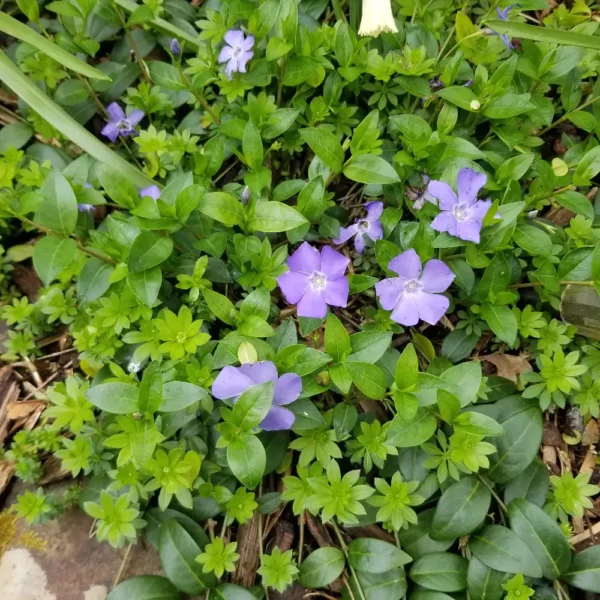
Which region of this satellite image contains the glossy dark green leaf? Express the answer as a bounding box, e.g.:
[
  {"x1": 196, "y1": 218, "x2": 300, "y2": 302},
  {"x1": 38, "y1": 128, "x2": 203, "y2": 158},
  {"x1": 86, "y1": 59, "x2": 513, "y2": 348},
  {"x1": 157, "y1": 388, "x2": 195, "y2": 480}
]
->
[
  {"x1": 248, "y1": 201, "x2": 308, "y2": 232},
  {"x1": 431, "y1": 476, "x2": 490, "y2": 540},
  {"x1": 299, "y1": 127, "x2": 344, "y2": 172},
  {"x1": 145, "y1": 508, "x2": 209, "y2": 549},
  {"x1": 398, "y1": 508, "x2": 454, "y2": 559},
  {"x1": 198, "y1": 192, "x2": 245, "y2": 227},
  {"x1": 107, "y1": 575, "x2": 180, "y2": 600},
  {"x1": 299, "y1": 547, "x2": 346, "y2": 588},
  {"x1": 86, "y1": 382, "x2": 139, "y2": 414},
  {"x1": 503, "y1": 459, "x2": 549, "y2": 507},
  {"x1": 77, "y1": 259, "x2": 114, "y2": 303},
  {"x1": 33, "y1": 236, "x2": 77, "y2": 286},
  {"x1": 227, "y1": 433, "x2": 266, "y2": 489},
  {"x1": 34, "y1": 170, "x2": 78, "y2": 235},
  {"x1": 355, "y1": 567, "x2": 407, "y2": 600},
  {"x1": 129, "y1": 232, "x2": 174, "y2": 273},
  {"x1": 565, "y1": 545, "x2": 600, "y2": 592},
  {"x1": 347, "y1": 362, "x2": 387, "y2": 399},
  {"x1": 409, "y1": 552, "x2": 468, "y2": 592},
  {"x1": 507, "y1": 498, "x2": 571, "y2": 579},
  {"x1": 348, "y1": 538, "x2": 412, "y2": 573},
  {"x1": 343, "y1": 154, "x2": 400, "y2": 184},
  {"x1": 208, "y1": 583, "x2": 257, "y2": 600},
  {"x1": 387, "y1": 409, "x2": 437, "y2": 448},
  {"x1": 230, "y1": 381, "x2": 274, "y2": 430},
  {"x1": 469, "y1": 525, "x2": 543, "y2": 578},
  {"x1": 127, "y1": 267, "x2": 162, "y2": 306},
  {"x1": 159, "y1": 382, "x2": 211, "y2": 413},
  {"x1": 467, "y1": 556, "x2": 511, "y2": 600},
  {"x1": 325, "y1": 313, "x2": 351, "y2": 363}
]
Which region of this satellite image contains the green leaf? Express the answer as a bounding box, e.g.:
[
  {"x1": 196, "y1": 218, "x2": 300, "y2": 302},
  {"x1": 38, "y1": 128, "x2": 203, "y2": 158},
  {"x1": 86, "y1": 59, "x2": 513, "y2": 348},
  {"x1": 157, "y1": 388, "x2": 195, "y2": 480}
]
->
[
  {"x1": 453, "y1": 411, "x2": 505, "y2": 436},
  {"x1": 227, "y1": 433, "x2": 266, "y2": 489},
  {"x1": 300, "y1": 127, "x2": 344, "y2": 172},
  {"x1": 394, "y1": 343, "x2": 419, "y2": 391},
  {"x1": 283, "y1": 56, "x2": 320, "y2": 86},
  {"x1": 0, "y1": 121, "x2": 33, "y2": 152},
  {"x1": 198, "y1": 192, "x2": 245, "y2": 227},
  {"x1": 564, "y1": 545, "x2": 600, "y2": 593},
  {"x1": 487, "y1": 397, "x2": 543, "y2": 483},
  {"x1": 387, "y1": 409, "x2": 437, "y2": 447},
  {"x1": 347, "y1": 362, "x2": 387, "y2": 399},
  {"x1": 442, "y1": 329, "x2": 479, "y2": 363},
  {"x1": 138, "y1": 362, "x2": 163, "y2": 413},
  {"x1": 469, "y1": 525, "x2": 543, "y2": 578},
  {"x1": 231, "y1": 381, "x2": 274, "y2": 430},
  {"x1": 208, "y1": 583, "x2": 257, "y2": 600},
  {"x1": 129, "y1": 232, "x2": 174, "y2": 273},
  {"x1": 332, "y1": 403, "x2": 358, "y2": 438},
  {"x1": 483, "y1": 95, "x2": 535, "y2": 119},
  {"x1": 513, "y1": 223, "x2": 553, "y2": 255},
  {"x1": 487, "y1": 18, "x2": 600, "y2": 50},
  {"x1": 248, "y1": 202, "x2": 308, "y2": 232},
  {"x1": 97, "y1": 164, "x2": 139, "y2": 209},
  {"x1": 574, "y1": 146, "x2": 600, "y2": 184},
  {"x1": 558, "y1": 247, "x2": 594, "y2": 281},
  {"x1": 86, "y1": 382, "x2": 139, "y2": 414},
  {"x1": 202, "y1": 289, "x2": 237, "y2": 325},
  {"x1": 355, "y1": 568, "x2": 407, "y2": 600},
  {"x1": 409, "y1": 552, "x2": 468, "y2": 592},
  {"x1": 298, "y1": 547, "x2": 346, "y2": 588},
  {"x1": 145, "y1": 508, "x2": 209, "y2": 549},
  {"x1": 555, "y1": 191, "x2": 594, "y2": 220},
  {"x1": 277, "y1": 345, "x2": 332, "y2": 376},
  {"x1": 436, "y1": 389, "x2": 461, "y2": 424},
  {"x1": 467, "y1": 557, "x2": 510, "y2": 600},
  {"x1": 107, "y1": 576, "x2": 180, "y2": 600},
  {"x1": 325, "y1": 313, "x2": 351, "y2": 363},
  {"x1": 481, "y1": 303, "x2": 518, "y2": 346},
  {"x1": 347, "y1": 331, "x2": 393, "y2": 364},
  {"x1": 348, "y1": 538, "x2": 412, "y2": 573},
  {"x1": 242, "y1": 120, "x2": 264, "y2": 169},
  {"x1": 431, "y1": 476, "x2": 491, "y2": 541},
  {"x1": 288, "y1": 398, "x2": 326, "y2": 431},
  {"x1": 507, "y1": 499, "x2": 571, "y2": 580},
  {"x1": 262, "y1": 108, "x2": 300, "y2": 139},
  {"x1": 77, "y1": 259, "x2": 113, "y2": 303},
  {"x1": 297, "y1": 176, "x2": 327, "y2": 221},
  {"x1": 32, "y1": 236, "x2": 77, "y2": 286},
  {"x1": 398, "y1": 508, "x2": 454, "y2": 559},
  {"x1": 343, "y1": 155, "x2": 400, "y2": 184},
  {"x1": 159, "y1": 519, "x2": 215, "y2": 594},
  {"x1": 0, "y1": 12, "x2": 108, "y2": 80},
  {"x1": 148, "y1": 61, "x2": 186, "y2": 90},
  {"x1": 127, "y1": 267, "x2": 162, "y2": 306},
  {"x1": 0, "y1": 50, "x2": 153, "y2": 189},
  {"x1": 503, "y1": 459, "x2": 549, "y2": 508},
  {"x1": 436, "y1": 86, "x2": 479, "y2": 111},
  {"x1": 160, "y1": 382, "x2": 210, "y2": 413},
  {"x1": 34, "y1": 170, "x2": 78, "y2": 236}
]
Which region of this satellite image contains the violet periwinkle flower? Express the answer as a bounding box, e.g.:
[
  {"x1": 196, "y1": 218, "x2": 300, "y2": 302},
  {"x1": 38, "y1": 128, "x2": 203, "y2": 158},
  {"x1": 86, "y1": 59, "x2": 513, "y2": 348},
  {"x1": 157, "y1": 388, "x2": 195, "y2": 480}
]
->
[
  {"x1": 78, "y1": 204, "x2": 95, "y2": 213},
  {"x1": 495, "y1": 5, "x2": 518, "y2": 51},
  {"x1": 218, "y1": 30, "x2": 254, "y2": 80},
  {"x1": 427, "y1": 167, "x2": 492, "y2": 244},
  {"x1": 101, "y1": 103, "x2": 144, "y2": 143},
  {"x1": 375, "y1": 249, "x2": 454, "y2": 327},
  {"x1": 212, "y1": 361, "x2": 301, "y2": 430},
  {"x1": 358, "y1": 0, "x2": 398, "y2": 37},
  {"x1": 334, "y1": 201, "x2": 383, "y2": 254},
  {"x1": 277, "y1": 243, "x2": 349, "y2": 319},
  {"x1": 140, "y1": 185, "x2": 161, "y2": 200},
  {"x1": 170, "y1": 38, "x2": 181, "y2": 56},
  {"x1": 409, "y1": 174, "x2": 436, "y2": 211}
]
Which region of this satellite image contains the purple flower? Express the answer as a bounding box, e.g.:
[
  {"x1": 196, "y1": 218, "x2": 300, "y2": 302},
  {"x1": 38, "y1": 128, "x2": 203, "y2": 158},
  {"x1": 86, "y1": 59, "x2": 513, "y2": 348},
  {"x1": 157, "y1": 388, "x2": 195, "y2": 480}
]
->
[
  {"x1": 78, "y1": 204, "x2": 95, "y2": 213},
  {"x1": 140, "y1": 185, "x2": 161, "y2": 200},
  {"x1": 495, "y1": 5, "x2": 518, "y2": 51},
  {"x1": 277, "y1": 243, "x2": 349, "y2": 319},
  {"x1": 375, "y1": 249, "x2": 454, "y2": 327},
  {"x1": 334, "y1": 201, "x2": 384, "y2": 254},
  {"x1": 101, "y1": 103, "x2": 144, "y2": 143},
  {"x1": 170, "y1": 38, "x2": 181, "y2": 56},
  {"x1": 218, "y1": 30, "x2": 254, "y2": 80},
  {"x1": 212, "y1": 361, "x2": 301, "y2": 430},
  {"x1": 427, "y1": 168, "x2": 492, "y2": 244},
  {"x1": 409, "y1": 174, "x2": 436, "y2": 210}
]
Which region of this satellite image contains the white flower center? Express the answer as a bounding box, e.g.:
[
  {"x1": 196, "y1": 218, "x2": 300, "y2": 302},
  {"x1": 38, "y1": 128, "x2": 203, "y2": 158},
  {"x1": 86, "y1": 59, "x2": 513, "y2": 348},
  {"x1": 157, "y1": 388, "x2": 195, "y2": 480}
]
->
[
  {"x1": 309, "y1": 272, "x2": 327, "y2": 290},
  {"x1": 358, "y1": 219, "x2": 370, "y2": 231},
  {"x1": 117, "y1": 119, "x2": 131, "y2": 131},
  {"x1": 232, "y1": 46, "x2": 242, "y2": 57},
  {"x1": 453, "y1": 203, "x2": 470, "y2": 221},
  {"x1": 404, "y1": 279, "x2": 422, "y2": 294}
]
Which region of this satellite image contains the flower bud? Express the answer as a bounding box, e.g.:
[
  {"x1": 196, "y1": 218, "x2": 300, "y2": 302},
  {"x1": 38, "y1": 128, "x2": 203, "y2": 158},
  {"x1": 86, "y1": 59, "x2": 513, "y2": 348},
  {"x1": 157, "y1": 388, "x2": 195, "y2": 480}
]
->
[
  {"x1": 470, "y1": 99, "x2": 481, "y2": 110},
  {"x1": 241, "y1": 186, "x2": 251, "y2": 204},
  {"x1": 170, "y1": 38, "x2": 181, "y2": 56},
  {"x1": 358, "y1": 0, "x2": 398, "y2": 37},
  {"x1": 552, "y1": 158, "x2": 569, "y2": 177},
  {"x1": 238, "y1": 341, "x2": 258, "y2": 365}
]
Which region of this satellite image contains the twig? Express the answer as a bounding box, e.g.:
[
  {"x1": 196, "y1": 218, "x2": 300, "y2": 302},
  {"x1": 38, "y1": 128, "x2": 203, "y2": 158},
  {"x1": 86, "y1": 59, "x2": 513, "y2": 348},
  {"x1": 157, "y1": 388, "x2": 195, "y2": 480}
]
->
[
  {"x1": 113, "y1": 543, "x2": 133, "y2": 588},
  {"x1": 298, "y1": 510, "x2": 305, "y2": 564},
  {"x1": 22, "y1": 355, "x2": 43, "y2": 387},
  {"x1": 477, "y1": 474, "x2": 508, "y2": 514},
  {"x1": 330, "y1": 520, "x2": 367, "y2": 600},
  {"x1": 570, "y1": 521, "x2": 600, "y2": 545}
]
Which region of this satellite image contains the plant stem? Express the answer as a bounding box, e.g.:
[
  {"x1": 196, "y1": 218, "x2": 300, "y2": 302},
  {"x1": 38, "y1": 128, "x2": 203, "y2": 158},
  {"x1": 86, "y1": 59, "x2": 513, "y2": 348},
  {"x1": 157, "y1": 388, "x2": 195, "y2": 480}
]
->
[
  {"x1": 258, "y1": 483, "x2": 269, "y2": 600},
  {"x1": 113, "y1": 543, "x2": 133, "y2": 588},
  {"x1": 112, "y1": 1, "x2": 151, "y2": 83},
  {"x1": 538, "y1": 94, "x2": 600, "y2": 136},
  {"x1": 331, "y1": 519, "x2": 368, "y2": 600},
  {"x1": 331, "y1": 0, "x2": 346, "y2": 21},
  {"x1": 509, "y1": 280, "x2": 594, "y2": 289},
  {"x1": 178, "y1": 67, "x2": 220, "y2": 125},
  {"x1": 477, "y1": 474, "x2": 508, "y2": 514},
  {"x1": 298, "y1": 510, "x2": 306, "y2": 564}
]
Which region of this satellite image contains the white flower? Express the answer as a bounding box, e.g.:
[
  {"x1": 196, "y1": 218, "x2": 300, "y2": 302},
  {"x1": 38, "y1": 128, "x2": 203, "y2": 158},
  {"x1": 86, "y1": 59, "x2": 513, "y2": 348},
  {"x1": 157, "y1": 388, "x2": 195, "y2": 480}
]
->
[{"x1": 358, "y1": 0, "x2": 398, "y2": 37}]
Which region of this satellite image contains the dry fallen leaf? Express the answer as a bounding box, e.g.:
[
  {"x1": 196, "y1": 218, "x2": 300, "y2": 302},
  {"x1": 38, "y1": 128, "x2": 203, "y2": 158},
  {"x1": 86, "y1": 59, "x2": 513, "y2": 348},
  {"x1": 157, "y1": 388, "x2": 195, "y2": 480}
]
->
[
  {"x1": 582, "y1": 420, "x2": 599, "y2": 447},
  {"x1": 482, "y1": 353, "x2": 532, "y2": 382},
  {"x1": 0, "y1": 461, "x2": 14, "y2": 495}
]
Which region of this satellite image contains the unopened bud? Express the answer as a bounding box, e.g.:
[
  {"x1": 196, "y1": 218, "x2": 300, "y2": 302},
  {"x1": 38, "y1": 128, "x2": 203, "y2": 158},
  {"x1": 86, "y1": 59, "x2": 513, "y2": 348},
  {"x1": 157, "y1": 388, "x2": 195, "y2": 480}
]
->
[
  {"x1": 170, "y1": 38, "x2": 181, "y2": 56},
  {"x1": 551, "y1": 158, "x2": 569, "y2": 177},
  {"x1": 241, "y1": 186, "x2": 251, "y2": 204},
  {"x1": 470, "y1": 99, "x2": 481, "y2": 110},
  {"x1": 238, "y1": 341, "x2": 257, "y2": 365}
]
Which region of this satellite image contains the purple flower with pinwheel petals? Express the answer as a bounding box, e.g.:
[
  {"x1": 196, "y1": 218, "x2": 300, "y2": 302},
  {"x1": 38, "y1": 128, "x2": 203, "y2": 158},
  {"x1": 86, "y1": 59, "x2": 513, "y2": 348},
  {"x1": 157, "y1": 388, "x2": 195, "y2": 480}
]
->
[
  {"x1": 277, "y1": 243, "x2": 349, "y2": 319},
  {"x1": 219, "y1": 30, "x2": 254, "y2": 80},
  {"x1": 140, "y1": 185, "x2": 161, "y2": 201},
  {"x1": 427, "y1": 168, "x2": 492, "y2": 244},
  {"x1": 495, "y1": 5, "x2": 518, "y2": 51},
  {"x1": 334, "y1": 201, "x2": 384, "y2": 253},
  {"x1": 212, "y1": 361, "x2": 300, "y2": 430},
  {"x1": 375, "y1": 249, "x2": 454, "y2": 327},
  {"x1": 101, "y1": 103, "x2": 144, "y2": 143}
]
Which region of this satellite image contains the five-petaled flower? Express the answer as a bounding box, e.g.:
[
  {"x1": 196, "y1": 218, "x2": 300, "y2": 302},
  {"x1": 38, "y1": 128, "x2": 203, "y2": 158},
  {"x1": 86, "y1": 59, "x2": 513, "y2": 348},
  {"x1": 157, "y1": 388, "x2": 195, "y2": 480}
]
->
[
  {"x1": 101, "y1": 103, "x2": 144, "y2": 143},
  {"x1": 277, "y1": 243, "x2": 349, "y2": 319},
  {"x1": 334, "y1": 201, "x2": 384, "y2": 254},
  {"x1": 375, "y1": 249, "x2": 454, "y2": 326},
  {"x1": 212, "y1": 361, "x2": 301, "y2": 430},
  {"x1": 427, "y1": 167, "x2": 492, "y2": 244},
  {"x1": 140, "y1": 185, "x2": 161, "y2": 200},
  {"x1": 495, "y1": 5, "x2": 518, "y2": 51},
  {"x1": 358, "y1": 0, "x2": 398, "y2": 37},
  {"x1": 219, "y1": 30, "x2": 254, "y2": 80}
]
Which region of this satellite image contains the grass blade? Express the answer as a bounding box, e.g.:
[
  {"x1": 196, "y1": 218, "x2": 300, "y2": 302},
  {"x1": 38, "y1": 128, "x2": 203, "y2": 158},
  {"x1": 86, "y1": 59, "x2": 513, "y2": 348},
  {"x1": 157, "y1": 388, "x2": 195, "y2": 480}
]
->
[
  {"x1": 0, "y1": 11, "x2": 110, "y2": 80},
  {"x1": 486, "y1": 19, "x2": 600, "y2": 50},
  {"x1": 114, "y1": 0, "x2": 201, "y2": 50},
  {"x1": 0, "y1": 49, "x2": 155, "y2": 189}
]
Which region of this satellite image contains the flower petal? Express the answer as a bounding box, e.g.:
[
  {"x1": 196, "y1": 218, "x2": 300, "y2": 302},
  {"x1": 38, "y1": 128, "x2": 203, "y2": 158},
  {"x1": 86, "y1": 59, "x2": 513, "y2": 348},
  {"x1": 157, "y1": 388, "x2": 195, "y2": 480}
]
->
[
  {"x1": 288, "y1": 242, "x2": 321, "y2": 274},
  {"x1": 101, "y1": 123, "x2": 119, "y2": 142},
  {"x1": 333, "y1": 224, "x2": 359, "y2": 245},
  {"x1": 242, "y1": 34, "x2": 255, "y2": 51},
  {"x1": 297, "y1": 288, "x2": 328, "y2": 318},
  {"x1": 388, "y1": 249, "x2": 421, "y2": 280},
  {"x1": 457, "y1": 168, "x2": 487, "y2": 205},
  {"x1": 431, "y1": 212, "x2": 459, "y2": 237},
  {"x1": 322, "y1": 276, "x2": 349, "y2": 308},
  {"x1": 354, "y1": 233, "x2": 365, "y2": 254},
  {"x1": 375, "y1": 277, "x2": 404, "y2": 311},
  {"x1": 420, "y1": 259, "x2": 455, "y2": 293},
  {"x1": 128, "y1": 109, "x2": 144, "y2": 126},
  {"x1": 212, "y1": 366, "x2": 254, "y2": 399},
  {"x1": 365, "y1": 201, "x2": 384, "y2": 221},
  {"x1": 224, "y1": 29, "x2": 245, "y2": 48},
  {"x1": 237, "y1": 50, "x2": 253, "y2": 73},
  {"x1": 417, "y1": 292, "x2": 450, "y2": 326},
  {"x1": 390, "y1": 294, "x2": 420, "y2": 326},
  {"x1": 469, "y1": 199, "x2": 492, "y2": 221},
  {"x1": 427, "y1": 180, "x2": 458, "y2": 210},
  {"x1": 320, "y1": 246, "x2": 349, "y2": 279},
  {"x1": 260, "y1": 406, "x2": 295, "y2": 431},
  {"x1": 456, "y1": 220, "x2": 482, "y2": 243},
  {"x1": 239, "y1": 361, "x2": 278, "y2": 385},
  {"x1": 274, "y1": 373, "x2": 302, "y2": 405},
  {"x1": 277, "y1": 270, "x2": 309, "y2": 305},
  {"x1": 366, "y1": 220, "x2": 383, "y2": 242},
  {"x1": 218, "y1": 46, "x2": 234, "y2": 63},
  {"x1": 140, "y1": 185, "x2": 161, "y2": 200},
  {"x1": 106, "y1": 102, "x2": 125, "y2": 123}
]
